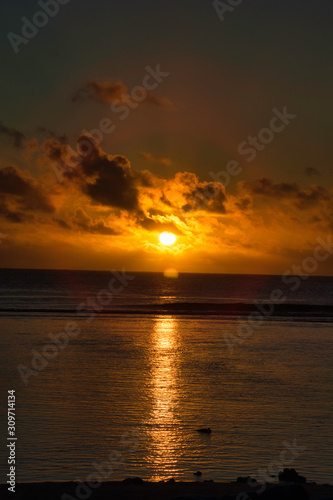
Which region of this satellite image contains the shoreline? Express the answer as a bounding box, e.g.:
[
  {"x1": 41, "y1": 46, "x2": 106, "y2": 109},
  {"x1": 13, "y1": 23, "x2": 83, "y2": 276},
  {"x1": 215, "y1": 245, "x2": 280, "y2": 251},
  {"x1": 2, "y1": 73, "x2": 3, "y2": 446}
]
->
[{"x1": 1, "y1": 479, "x2": 332, "y2": 500}]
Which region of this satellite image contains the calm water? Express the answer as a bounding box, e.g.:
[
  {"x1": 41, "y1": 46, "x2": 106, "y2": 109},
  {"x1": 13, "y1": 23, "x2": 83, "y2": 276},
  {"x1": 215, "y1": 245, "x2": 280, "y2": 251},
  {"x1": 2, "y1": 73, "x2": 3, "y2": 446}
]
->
[{"x1": 0, "y1": 270, "x2": 332, "y2": 484}]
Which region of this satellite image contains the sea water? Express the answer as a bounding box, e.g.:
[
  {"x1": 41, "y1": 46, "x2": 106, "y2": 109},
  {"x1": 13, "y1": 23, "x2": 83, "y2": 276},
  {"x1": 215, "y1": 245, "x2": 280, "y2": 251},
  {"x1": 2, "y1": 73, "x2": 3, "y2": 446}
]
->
[{"x1": 0, "y1": 270, "x2": 332, "y2": 483}]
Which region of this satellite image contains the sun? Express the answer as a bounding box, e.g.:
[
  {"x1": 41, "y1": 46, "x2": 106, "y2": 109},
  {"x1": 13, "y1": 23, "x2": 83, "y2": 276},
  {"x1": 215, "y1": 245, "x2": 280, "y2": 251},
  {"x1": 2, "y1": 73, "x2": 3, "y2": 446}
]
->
[{"x1": 159, "y1": 232, "x2": 176, "y2": 245}]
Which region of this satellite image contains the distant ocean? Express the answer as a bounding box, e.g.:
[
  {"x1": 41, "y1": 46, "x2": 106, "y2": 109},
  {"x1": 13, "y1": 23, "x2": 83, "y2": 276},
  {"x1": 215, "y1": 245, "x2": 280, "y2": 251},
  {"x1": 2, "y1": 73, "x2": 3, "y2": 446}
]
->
[{"x1": 0, "y1": 269, "x2": 332, "y2": 484}]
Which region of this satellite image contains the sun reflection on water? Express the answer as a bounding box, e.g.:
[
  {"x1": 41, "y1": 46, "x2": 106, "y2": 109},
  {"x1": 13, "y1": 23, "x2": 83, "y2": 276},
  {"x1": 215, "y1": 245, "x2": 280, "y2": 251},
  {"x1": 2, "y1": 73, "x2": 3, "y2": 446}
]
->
[{"x1": 147, "y1": 316, "x2": 182, "y2": 479}]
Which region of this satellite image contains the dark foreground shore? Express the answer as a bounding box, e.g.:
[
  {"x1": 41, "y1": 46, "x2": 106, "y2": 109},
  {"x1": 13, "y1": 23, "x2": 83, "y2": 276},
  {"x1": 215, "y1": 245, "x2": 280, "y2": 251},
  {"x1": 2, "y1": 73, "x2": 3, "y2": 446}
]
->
[{"x1": 1, "y1": 480, "x2": 332, "y2": 500}]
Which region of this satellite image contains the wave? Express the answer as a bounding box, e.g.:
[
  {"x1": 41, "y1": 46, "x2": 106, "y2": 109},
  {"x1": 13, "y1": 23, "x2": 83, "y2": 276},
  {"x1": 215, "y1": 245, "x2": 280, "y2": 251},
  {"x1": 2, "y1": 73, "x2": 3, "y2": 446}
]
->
[{"x1": 1, "y1": 302, "x2": 333, "y2": 318}]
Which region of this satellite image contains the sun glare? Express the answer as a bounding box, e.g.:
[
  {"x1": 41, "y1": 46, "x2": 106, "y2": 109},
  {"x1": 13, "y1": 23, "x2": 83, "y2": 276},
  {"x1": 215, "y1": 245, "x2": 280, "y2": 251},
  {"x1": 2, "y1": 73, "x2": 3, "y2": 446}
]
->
[{"x1": 159, "y1": 232, "x2": 176, "y2": 245}]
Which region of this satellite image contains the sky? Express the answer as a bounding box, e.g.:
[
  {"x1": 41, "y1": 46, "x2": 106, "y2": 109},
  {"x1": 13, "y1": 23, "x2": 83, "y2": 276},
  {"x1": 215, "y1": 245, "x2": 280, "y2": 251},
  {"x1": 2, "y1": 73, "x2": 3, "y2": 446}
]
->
[{"x1": 0, "y1": 0, "x2": 333, "y2": 274}]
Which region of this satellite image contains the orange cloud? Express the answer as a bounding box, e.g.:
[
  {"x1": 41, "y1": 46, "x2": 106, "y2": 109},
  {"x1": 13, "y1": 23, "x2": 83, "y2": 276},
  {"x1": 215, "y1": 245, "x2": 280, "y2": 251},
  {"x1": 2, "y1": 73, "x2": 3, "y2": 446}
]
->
[
  {"x1": 73, "y1": 208, "x2": 118, "y2": 235},
  {"x1": 1, "y1": 133, "x2": 333, "y2": 274},
  {"x1": 140, "y1": 152, "x2": 173, "y2": 166}
]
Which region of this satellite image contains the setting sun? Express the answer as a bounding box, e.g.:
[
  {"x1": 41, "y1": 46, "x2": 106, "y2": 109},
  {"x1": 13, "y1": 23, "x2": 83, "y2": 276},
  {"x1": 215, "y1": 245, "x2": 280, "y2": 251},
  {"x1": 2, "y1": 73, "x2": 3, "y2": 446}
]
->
[{"x1": 159, "y1": 232, "x2": 176, "y2": 245}]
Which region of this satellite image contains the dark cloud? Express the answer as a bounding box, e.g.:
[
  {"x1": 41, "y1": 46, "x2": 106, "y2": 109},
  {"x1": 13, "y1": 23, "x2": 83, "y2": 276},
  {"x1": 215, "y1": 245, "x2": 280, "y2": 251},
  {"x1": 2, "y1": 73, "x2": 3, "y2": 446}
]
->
[
  {"x1": 0, "y1": 199, "x2": 33, "y2": 223},
  {"x1": 244, "y1": 177, "x2": 299, "y2": 197},
  {"x1": 0, "y1": 123, "x2": 25, "y2": 149},
  {"x1": 137, "y1": 214, "x2": 182, "y2": 234},
  {"x1": 182, "y1": 183, "x2": 227, "y2": 213},
  {"x1": 295, "y1": 185, "x2": 331, "y2": 210},
  {"x1": 72, "y1": 80, "x2": 127, "y2": 104},
  {"x1": 304, "y1": 167, "x2": 321, "y2": 177},
  {"x1": 43, "y1": 138, "x2": 71, "y2": 163},
  {"x1": 0, "y1": 165, "x2": 54, "y2": 214},
  {"x1": 72, "y1": 79, "x2": 175, "y2": 109},
  {"x1": 310, "y1": 215, "x2": 322, "y2": 223},
  {"x1": 36, "y1": 127, "x2": 68, "y2": 144},
  {"x1": 54, "y1": 218, "x2": 71, "y2": 230},
  {"x1": 59, "y1": 134, "x2": 150, "y2": 212},
  {"x1": 73, "y1": 208, "x2": 118, "y2": 235},
  {"x1": 143, "y1": 92, "x2": 175, "y2": 110},
  {"x1": 43, "y1": 138, "x2": 79, "y2": 178},
  {"x1": 242, "y1": 177, "x2": 331, "y2": 210},
  {"x1": 160, "y1": 192, "x2": 173, "y2": 207},
  {"x1": 79, "y1": 142, "x2": 140, "y2": 210},
  {"x1": 236, "y1": 195, "x2": 252, "y2": 211}
]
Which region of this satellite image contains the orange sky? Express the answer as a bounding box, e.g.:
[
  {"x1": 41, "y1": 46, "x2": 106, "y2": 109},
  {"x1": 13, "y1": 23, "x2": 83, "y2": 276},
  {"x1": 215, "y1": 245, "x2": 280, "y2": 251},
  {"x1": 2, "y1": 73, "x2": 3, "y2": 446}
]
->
[
  {"x1": 0, "y1": 132, "x2": 333, "y2": 275},
  {"x1": 1, "y1": 2, "x2": 332, "y2": 274}
]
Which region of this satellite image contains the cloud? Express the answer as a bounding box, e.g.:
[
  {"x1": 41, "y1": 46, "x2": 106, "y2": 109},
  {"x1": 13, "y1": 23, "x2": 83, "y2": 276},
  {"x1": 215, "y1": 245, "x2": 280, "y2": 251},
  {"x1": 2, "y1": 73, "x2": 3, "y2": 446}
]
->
[
  {"x1": 24, "y1": 138, "x2": 39, "y2": 153},
  {"x1": 72, "y1": 78, "x2": 175, "y2": 109},
  {"x1": 137, "y1": 213, "x2": 182, "y2": 234},
  {"x1": 0, "y1": 165, "x2": 54, "y2": 214},
  {"x1": 0, "y1": 123, "x2": 25, "y2": 149},
  {"x1": 241, "y1": 177, "x2": 331, "y2": 210},
  {"x1": 54, "y1": 218, "x2": 71, "y2": 230},
  {"x1": 2, "y1": 134, "x2": 333, "y2": 275},
  {"x1": 140, "y1": 152, "x2": 173, "y2": 166},
  {"x1": 143, "y1": 93, "x2": 175, "y2": 110},
  {"x1": 45, "y1": 134, "x2": 230, "y2": 225},
  {"x1": 72, "y1": 80, "x2": 127, "y2": 104},
  {"x1": 160, "y1": 172, "x2": 227, "y2": 214},
  {"x1": 73, "y1": 208, "x2": 118, "y2": 235},
  {"x1": 235, "y1": 195, "x2": 252, "y2": 211},
  {"x1": 22, "y1": 138, "x2": 39, "y2": 161},
  {"x1": 0, "y1": 200, "x2": 33, "y2": 223},
  {"x1": 26, "y1": 134, "x2": 333, "y2": 254},
  {"x1": 58, "y1": 134, "x2": 151, "y2": 212},
  {"x1": 42, "y1": 138, "x2": 79, "y2": 177},
  {"x1": 36, "y1": 127, "x2": 68, "y2": 144},
  {"x1": 304, "y1": 167, "x2": 321, "y2": 177},
  {"x1": 242, "y1": 177, "x2": 299, "y2": 197},
  {"x1": 182, "y1": 183, "x2": 227, "y2": 213},
  {"x1": 295, "y1": 185, "x2": 331, "y2": 210}
]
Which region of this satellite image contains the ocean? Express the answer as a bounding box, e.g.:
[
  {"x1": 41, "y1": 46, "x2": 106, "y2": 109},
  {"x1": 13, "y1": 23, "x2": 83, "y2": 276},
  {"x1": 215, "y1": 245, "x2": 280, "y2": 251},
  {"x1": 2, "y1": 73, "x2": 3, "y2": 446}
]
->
[{"x1": 0, "y1": 269, "x2": 332, "y2": 484}]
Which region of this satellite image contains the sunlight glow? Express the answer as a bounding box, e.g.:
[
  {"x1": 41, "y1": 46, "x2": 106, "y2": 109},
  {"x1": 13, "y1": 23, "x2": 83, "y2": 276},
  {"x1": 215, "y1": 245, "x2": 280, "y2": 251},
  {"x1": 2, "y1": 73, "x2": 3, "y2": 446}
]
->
[
  {"x1": 159, "y1": 232, "x2": 176, "y2": 245},
  {"x1": 163, "y1": 268, "x2": 179, "y2": 278}
]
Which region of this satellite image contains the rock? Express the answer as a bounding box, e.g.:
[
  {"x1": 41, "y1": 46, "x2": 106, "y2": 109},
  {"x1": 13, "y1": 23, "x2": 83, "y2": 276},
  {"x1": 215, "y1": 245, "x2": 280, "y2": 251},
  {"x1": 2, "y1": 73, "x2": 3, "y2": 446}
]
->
[
  {"x1": 122, "y1": 477, "x2": 144, "y2": 484},
  {"x1": 236, "y1": 476, "x2": 251, "y2": 484},
  {"x1": 193, "y1": 470, "x2": 203, "y2": 476},
  {"x1": 278, "y1": 468, "x2": 306, "y2": 484}
]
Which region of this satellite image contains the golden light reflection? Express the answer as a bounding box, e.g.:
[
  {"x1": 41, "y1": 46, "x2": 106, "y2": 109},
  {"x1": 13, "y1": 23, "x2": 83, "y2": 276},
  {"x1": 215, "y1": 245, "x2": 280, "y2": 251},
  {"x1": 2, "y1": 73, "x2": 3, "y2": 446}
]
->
[
  {"x1": 163, "y1": 267, "x2": 179, "y2": 279},
  {"x1": 147, "y1": 316, "x2": 181, "y2": 479}
]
